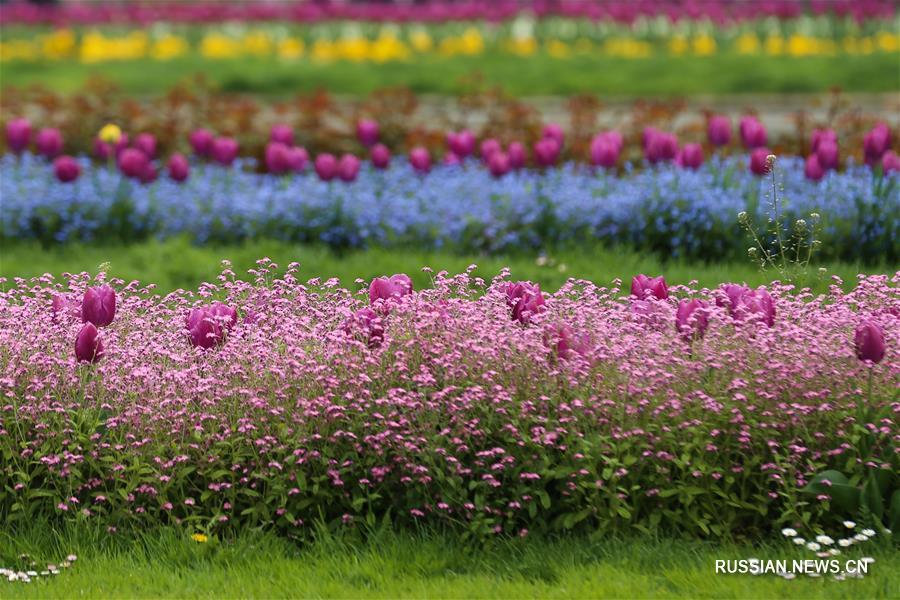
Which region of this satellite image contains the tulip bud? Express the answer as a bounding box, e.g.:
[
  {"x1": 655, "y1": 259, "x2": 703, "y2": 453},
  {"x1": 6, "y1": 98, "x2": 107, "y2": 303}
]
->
[
  {"x1": 544, "y1": 323, "x2": 591, "y2": 361},
  {"x1": 542, "y1": 123, "x2": 565, "y2": 147},
  {"x1": 6, "y1": 117, "x2": 31, "y2": 154},
  {"x1": 749, "y1": 148, "x2": 772, "y2": 176},
  {"x1": 590, "y1": 136, "x2": 618, "y2": 169},
  {"x1": 810, "y1": 128, "x2": 837, "y2": 154},
  {"x1": 209, "y1": 302, "x2": 238, "y2": 330},
  {"x1": 880, "y1": 150, "x2": 900, "y2": 174},
  {"x1": 370, "y1": 143, "x2": 391, "y2": 169},
  {"x1": 75, "y1": 323, "x2": 104, "y2": 364},
  {"x1": 338, "y1": 153, "x2": 361, "y2": 182},
  {"x1": 82, "y1": 285, "x2": 116, "y2": 327},
  {"x1": 448, "y1": 130, "x2": 475, "y2": 158},
  {"x1": 167, "y1": 153, "x2": 190, "y2": 182},
  {"x1": 488, "y1": 151, "x2": 510, "y2": 178},
  {"x1": 854, "y1": 320, "x2": 885, "y2": 364},
  {"x1": 631, "y1": 274, "x2": 668, "y2": 300},
  {"x1": 53, "y1": 155, "x2": 81, "y2": 183},
  {"x1": 35, "y1": 128, "x2": 63, "y2": 158},
  {"x1": 815, "y1": 140, "x2": 839, "y2": 171},
  {"x1": 211, "y1": 137, "x2": 239, "y2": 166},
  {"x1": 134, "y1": 133, "x2": 157, "y2": 159},
  {"x1": 314, "y1": 153, "x2": 338, "y2": 181},
  {"x1": 187, "y1": 308, "x2": 224, "y2": 350},
  {"x1": 507, "y1": 141, "x2": 526, "y2": 169},
  {"x1": 368, "y1": 274, "x2": 413, "y2": 305},
  {"x1": 734, "y1": 288, "x2": 775, "y2": 327},
  {"x1": 189, "y1": 128, "x2": 215, "y2": 158},
  {"x1": 356, "y1": 119, "x2": 379, "y2": 148},
  {"x1": 480, "y1": 138, "x2": 501, "y2": 160},
  {"x1": 287, "y1": 146, "x2": 308, "y2": 172},
  {"x1": 739, "y1": 116, "x2": 768, "y2": 149},
  {"x1": 645, "y1": 132, "x2": 678, "y2": 164},
  {"x1": 676, "y1": 143, "x2": 703, "y2": 170},
  {"x1": 863, "y1": 123, "x2": 891, "y2": 166},
  {"x1": 409, "y1": 147, "x2": 431, "y2": 173},
  {"x1": 533, "y1": 138, "x2": 560, "y2": 167},
  {"x1": 707, "y1": 115, "x2": 731, "y2": 146},
  {"x1": 804, "y1": 154, "x2": 825, "y2": 181},
  {"x1": 342, "y1": 307, "x2": 385, "y2": 348},
  {"x1": 270, "y1": 124, "x2": 294, "y2": 146},
  {"x1": 506, "y1": 281, "x2": 546, "y2": 324},
  {"x1": 118, "y1": 148, "x2": 149, "y2": 179},
  {"x1": 265, "y1": 142, "x2": 291, "y2": 175},
  {"x1": 675, "y1": 299, "x2": 710, "y2": 340}
]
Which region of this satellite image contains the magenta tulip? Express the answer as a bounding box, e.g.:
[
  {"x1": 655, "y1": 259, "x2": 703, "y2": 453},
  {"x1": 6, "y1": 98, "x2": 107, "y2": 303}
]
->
[
  {"x1": 134, "y1": 133, "x2": 157, "y2": 159},
  {"x1": 356, "y1": 119, "x2": 379, "y2": 148},
  {"x1": 82, "y1": 285, "x2": 116, "y2": 327},
  {"x1": 270, "y1": 124, "x2": 294, "y2": 146},
  {"x1": 717, "y1": 284, "x2": 751, "y2": 313},
  {"x1": 863, "y1": 123, "x2": 891, "y2": 166},
  {"x1": 815, "y1": 140, "x2": 839, "y2": 170},
  {"x1": 804, "y1": 154, "x2": 825, "y2": 181},
  {"x1": 371, "y1": 143, "x2": 391, "y2": 169},
  {"x1": 542, "y1": 123, "x2": 564, "y2": 147},
  {"x1": 369, "y1": 274, "x2": 413, "y2": 304},
  {"x1": 167, "y1": 153, "x2": 190, "y2": 182},
  {"x1": 139, "y1": 163, "x2": 158, "y2": 184},
  {"x1": 507, "y1": 141, "x2": 526, "y2": 169},
  {"x1": 631, "y1": 274, "x2": 668, "y2": 300},
  {"x1": 94, "y1": 133, "x2": 129, "y2": 161},
  {"x1": 480, "y1": 138, "x2": 501, "y2": 160},
  {"x1": 545, "y1": 323, "x2": 591, "y2": 361},
  {"x1": 443, "y1": 152, "x2": 461, "y2": 166},
  {"x1": 506, "y1": 281, "x2": 546, "y2": 324},
  {"x1": 749, "y1": 148, "x2": 772, "y2": 176},
  {"x1": 676, "y1": 143, "x2": 704, "y2": 170},
  {"x1": 265, "y1": 142, "x2": 291, "y2": 175},
  {"x1": 287, "y1": 146, "x2": 309, "y2": 172},
  {"x1": 189, "y1": 128, "x2": 215, "y2": 158},
  {"x1": 342, "y1": 307, "x2": 385, "y2": 349},
  {"x1": 211, "y1": 137, "x2": 239, "y2": 166},
  {"x1": 708, "y1": 115, "x2": 731, "y2": 146},
  {"x1": 739, "y1": 117, "x2": 768, "y2": 149},
  {"x1": 314, "y1": 153, "x2": 338, "y2": 181},
  {"x1": 339, "y1": 153, "x2": 361, "y2": 182},
  {"x1": 645, "y1": 132, "x2": 678, "y2": 164},
  {"x1": 187, "y1": 308, "x2": 224, "y2": 349},
  {"x1": 533, "y1": 138, "x2": 560, "y2": 167},
  {"x1": 6, "y1": 117, "x2": 31, "y2": 154},
  {"x1": 448, "y1": 130, "x2": 475, "y2": 158},
  {"x1": 409, "y1": 147, "x2": 431, "y2": 173},
  {"x1": 810, "y1": 128, "x2": 837, "y2": 154},
  {"x1": 675, "y1": 299, "x2": 709, "y2": 340},
  {"x1": 488, "y1": 151, "x2": 510, "y2": 177},
  {"x1": 882, "y1": 150, "x2": 900, "y2": 173},
  {"x1": 590, "y1": 136, "x2": 618, "y2": 168},
  {"x1": 854, "y1": 320, "x2": 885, "y2": 363},
  {"x1": 35, "y1": 128, "x2": 63, "y2": 158},
  {"x1": 734, "y1": 289, "x2": 775, "y2": 327},
  {"x1": 118, "y1": 148, "x2": 149, "y2": 179},
  {"x1": 53, "y1": 155, "x2": 81, "y2": 183},
  {"x1": 75, "y1": 323, "x2": 104, "y2": 364}
]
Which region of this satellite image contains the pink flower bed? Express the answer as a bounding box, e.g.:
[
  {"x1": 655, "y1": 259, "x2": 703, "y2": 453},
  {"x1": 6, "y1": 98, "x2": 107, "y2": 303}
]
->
[{"x1": 0, "y1": 263, "x2": 896, "y2": 538}]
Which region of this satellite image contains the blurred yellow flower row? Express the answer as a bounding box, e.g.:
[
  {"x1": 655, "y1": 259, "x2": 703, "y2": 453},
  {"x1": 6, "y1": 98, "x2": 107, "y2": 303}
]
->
[{"x1": 1, "y1": 27, "x2": 897, "y2": 63}]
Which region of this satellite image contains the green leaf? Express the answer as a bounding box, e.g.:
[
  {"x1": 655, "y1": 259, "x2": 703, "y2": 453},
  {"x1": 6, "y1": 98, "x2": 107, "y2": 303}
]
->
[
  {"x1": 862, "y1": 473, "x2": 884, "y2": 520},
  {"x1": 889, "y1": 490, "x2": 900, "y2": 533}
]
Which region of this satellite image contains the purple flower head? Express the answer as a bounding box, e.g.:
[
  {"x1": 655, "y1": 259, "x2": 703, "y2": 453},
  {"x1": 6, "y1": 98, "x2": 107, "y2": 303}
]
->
[
  {"x1": 82, "y1": 285, "x2": 116, "y2": 327},
  {"x1": 480, "y1": 138, "x2": 501, "y2": 160},
  {"x1": 189, "y1": 128, "x2": 215, "y2": 158},
  {"x1": 211, "y1": 137, "x2": 239, "y2": 166},
  {"x1": 708, "y1": 115, "x2": 731, "y2": 146},
  {"x1": 134, "y1": 133, "x2": 157, "y2": 159},
  {"x1": 631, "y1": 274, "x2": 668, "y2": 300},
  {"x1": 815, "y1": 140, "x2": 839, "y2": 171},
  {"x1": 314, "y1": 153, "x2": 338, "y2": 181},
  {"x1": 749, "y1": 148, "x2": 772, "y2": 176},
  {"x1": 645, "y1": 132, "x2": 678, "y2": 164},
  {"x1": 409, "y1": 147, "x2": 431, "y2": 173},
  {"x1": 533, "y1": 138, "x2": 560, "y2": 167},
  {"x1": 287, "y1": 146, "x2": 309, "y2": 172},
  {"x1": 187, "y1": 308, "x2": 224, "y2": 350},
  {"x1": 52, "y1": 294, "x2": 81, "y2": 322},
  {"x1": 265, "y1": 142, "x2": 291, "y2": 175},
  {"x1": 676, "y1": 143, "x2": 704, "y2": 170},
  {"x1": 53, "y1": 155, "x2": 80, "y2": 183},
  {"x1": 167, "y1": 153, "x2": 190, "y2": 183},
  {"x1": 734, "y1": 289, "x2": 775, "y2": 327},
  {"x1": 542, "y1": 123, "x2": 565, "y2": 147},
  {"x1": 270, "y1": 124, "x2": 294, "y2": 146},
  {"x1": 338, "y1": 153, "x2": 361, "y2": 182},
  {"x1": 810, "y1": 128, "x2": 837, "y2": 154},
  {"x1": 590, "y1": 136, "x2": 619, "y2": 169},
  {"x1": 36, "y1": 128, "x2": 63, "y2": 158},
  {"x1": 448, "y1": 130, "x2": 475, "y2": 158},
  {"x1": 356, "y1": 120, "x2": 379, "y2": 148},
  {"x1": 854, "y1": 320, "x2": 885, "y2": 364},
  {"x1": 507, "y1": 141, "x2": 526, "y2": 169},
  {"x1": 75, "y1": 323, "x2": 104, "y2": 364},
  {"x1": 882, "y1": 150, "x2": 900, "y2": 173},
  {"x1": 369, "y1": 274, "x2": 413, "y2": 305},
  {"x1": 488, "y1": 151, "x2": 510, "y2": 177},
  {"x1": 804, "y1": 154, "x2": 824, "y2": 181},
  {"x1": 506, "y1": 281, "x2": 546, "y2": 324},
  {"x1": 370, "y1": 143, "x2": 391, "y2": 169},
  {"x1": 118, "y1": 148, "x2": 149, "y2": 179},
  {"x1": 676, "y1": 299, "x2": 710, "y2": 340},
  {"x1": 739, "y1": 117, "x2": 768, "y2": 149},
  {"x1": 863, "y1": 123, "x2": 891, "y2": 165},
  {"x1": 544, "y1": 323, "x2": 592, "y2": 361},
  {"x1": 6, "y1": 117, "x2": 31, "y2": 154}
]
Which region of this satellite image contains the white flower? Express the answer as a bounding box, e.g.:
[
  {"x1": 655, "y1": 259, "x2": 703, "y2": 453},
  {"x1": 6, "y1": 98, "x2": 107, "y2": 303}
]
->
[
  {"x1": 793, "y1": 537, "x2": 805, "y2": 545},
  {"x1": 861, "y1": 529, "x2": 875, "y2": 537},
  {"x1": 843, "y1": 520, "x2": 856, "y2": 529},
  {"x1": 782, "y1": 527, "x2": 798, "y2": 537},
  {"x1": 854, "y1": 533, "x2": 869, "y2": 542},
  {"x1": 781, "y1": 572, "x2": 796, "y2": 580},
  {"x1": 815, "y1": 535, "x2": 834, "y2": 545},
  {"x1": 806, "y1": 542, "x2": 821, "y2": 551},
  {"x1": 884, "y1": 529, "x2": 892, "y2": 535},
  {"x1": 26, "y1": 570, "x2": 36, "y2": 577},
  {"x1": 861, "y1": 557, "x2": 876, "y2": 564},
  {"x1": 828, "y1": 548, "x2": 841, "y2": 556},
  {"x1": 838, "y1": 538, "x2": 852, "y2": 547},
  {"x1": 66, "y1": 554, "x2": 77, "y2": 562},
  {"x1": 807, "y1": 572, "x2": 821, "y2": 578},
  {"x1": 833, "y1": 574, "x2": 846, "y2": 581}
]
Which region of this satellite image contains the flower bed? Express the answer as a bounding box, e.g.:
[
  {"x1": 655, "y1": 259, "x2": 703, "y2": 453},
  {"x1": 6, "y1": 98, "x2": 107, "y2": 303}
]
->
[{"x1": 0, "y1": 266, "x2": 896, "y2": 539}]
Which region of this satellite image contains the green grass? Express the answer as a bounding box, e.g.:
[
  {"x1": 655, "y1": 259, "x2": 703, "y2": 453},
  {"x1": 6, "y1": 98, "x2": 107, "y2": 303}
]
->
[
  {"x1": 2, "y1": 52, "x2": 898, "y2": 97},
  {"x1": 1, "y1": 238, "x2": 891, "y2": 294},
  {"x1": 1, "y1": 524, "x2": 897, "y2": 598}
]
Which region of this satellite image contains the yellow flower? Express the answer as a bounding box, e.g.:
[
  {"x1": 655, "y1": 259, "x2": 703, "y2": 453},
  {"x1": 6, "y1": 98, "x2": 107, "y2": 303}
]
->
[
  {"x1": 735, "y1": 32, "x2": 760, "y2": 55},
  {"x1": 98, "y1": 124, "x2": 122, "y2": 144},
  {"x1": 191, "y1": 533, "x2": 208, "y2": 543}
]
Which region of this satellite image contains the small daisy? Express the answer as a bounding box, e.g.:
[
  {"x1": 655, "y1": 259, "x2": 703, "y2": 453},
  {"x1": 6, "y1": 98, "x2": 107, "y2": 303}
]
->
[
  {"x1": 806, "y1": 542, "x2": 821, "y2": 551},
  {"x1": 793, "y1": 537, "x2": 805, "y2": 545},
  {"x1": 838, "y1": 538, "x2": 852, "y2": 547},
  {"x1": 861, "y1": 529, "x2": 875, "y2": 537},
  {"x1": 815, "y1": 535, "x2": 834, "y2": 545},
  {"x1": 782, "y1": 527, "x2": 798, "y2": 537},
  {"x1": 853, "y1": 533, "x2": 868, "y2": 542},
  {"x1": 828, "y1": 548, "x2": 841, "y2": 556},
  {"x1": 781, "y1": 572, "x2": 796, "y2": 580},
  {"x1": 843, "y1": 520, "x2": 856, "y2": 529}
]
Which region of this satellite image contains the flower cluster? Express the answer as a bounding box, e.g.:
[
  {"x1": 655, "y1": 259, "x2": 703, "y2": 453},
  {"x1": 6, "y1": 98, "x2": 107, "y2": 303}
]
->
[{"x1": 0, "y1": 264, "x2": 896, "y2": 539}]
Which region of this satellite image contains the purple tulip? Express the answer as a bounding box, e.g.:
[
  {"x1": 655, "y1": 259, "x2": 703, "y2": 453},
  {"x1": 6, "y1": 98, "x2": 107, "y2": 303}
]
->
[
  {"x1": 602, "y1": 130, "x2": 624, "y2": 154},
  {"x1": 371, "y1": 143, "x2": 391, "y2": 169},
  {"x1": 815, "y1": 140, "x2": 839, "y2": 170},
  {"x1": 507, "y1": 141, "x2": 526, "y2": 169},
  {"x1": 533, "y1": 138, "x2": 560, "y2": 167},
  {"x1": 369, "y1": 274, "x2": 413, "y2": 305},
  {"x1": 717, "y1": 284, "x2": 750, "y2": 313},
  {"x1": 287, "y1": 146, "x2": 309, "y2": 172},
  {"x1": 708, "y1": 115, "x2": 731, "y2": 146},
  {"x1": 314, "y1": 153, "x2": 338, "y2": 181},
  {"x1": 270, "y1": 124, "x2": 294, "y2": 146},
  {"x1": 94, "y1": 133, "x2": 129, "y2": 161},
  {"x1": 52, "y1": 294, "x2": 81, "y2": 322},
  {"x1": 676, "y1": 143, "x2": 703, "y2": 170},
  {"x1": 506, "y1": 281, "x2": 546, "y2": 324},
  {"x1": 189, "y1": 128, "x2": 215, "y2": 158},
  {"x1": 488, "y1": 151, "x2": 510, "y2": 177},
  {"x1": 265, "y1": 142, "x2": 291, "y2": 175},
  {"x1": 6, "y1": 117, "x2": 31, "y2": 154},
  {"x1": 631, "y1": 274, "x2": 668, "y2": 300},
  {"x1": 187, "y1": 308, "x2": 224, "y2": 350},
  {"x1": 542, "y1": 123, "x2": 564, "y2": 147},
  {"x1": 409, "y1": 147, "x2": 431, "y2": 173},
  {"x1": 211, "y1": 137, "x2": 239, "y2": 166},
  {"x1": 448, "y1": 130, "x2": 475, "y2": 158},
  {"x1": 356, "y1": 119, "x2": 379, "y2": 148},
  {"x1": 140, "y1": 162, "x2": 158, "y2": 184},
  {"x1": 739, "y1": 117, "x2": 768, "y2": 149},
  {"x1": 545, "y1": 323, "x2": 592, "y2": 361},
  {"x1": 134, "y1": 133, "x2": 157, "y2": 159},
  {"x1": 732, "y1": 288, "x2": 775, "y2": 327},
  {"x1": 589, "y1": 136, "x2": 618, "y2": 168},
  {"x1": 118, "y1": 148, "x2": 149, "y2": 179},
  {"x1": 810, "y1": 128, "x2": 837, "y2": 154},
  {"x1": 480, "y1": 138, "x2": 501, "y2": 160},
  {"x1": 209, "y1": 302, "x2": 238, "y2": 330},
  {"x1": 443, "y1": 152, "x2": 461, "y2": 166},
  {"x1": 35, "y1": 128, "x2": 63, "y2": 158},
  {"x1": 882, "y1": 150, "x2": 900, "y2": 173},
  {"x1": 854, "y1": 320, "x2": 885, "y2": 364},
  {"x1": 75, "y1": 322, "x2": 104, "y2": 364},
  {"x1": 642, "y1": 127, "x2": 660, "y2": 152},
  {"x1": 804, "y1": 154, "x2": 825, "y2": 181},
  {"x1": 749, "y1": 148, "x2": 772, "y2": 176},
  {"x1": 675, "y1": 299, "x2": 709, "y2": 340},
  {"x1": 863, "y1": 123, "x2": 891, "y2": 166},
  {"x1": 168, "y1": 153, "x2": 190, "y2": 182},
  {"x1": 82, "y1": 285, "x2": 116, "y2": 327},
  {"x1": 645, "y1": 132, "x2": 678, "y2": 164},
  {"x1": 53, "y1": 155, "x2": 80, "y2": 183},
  {"x1": 342, "y1": 307, "x2": 385, "y2": 349},
  {"x1": 339, "y1": 153, "x2": 361, "y2": 182}
]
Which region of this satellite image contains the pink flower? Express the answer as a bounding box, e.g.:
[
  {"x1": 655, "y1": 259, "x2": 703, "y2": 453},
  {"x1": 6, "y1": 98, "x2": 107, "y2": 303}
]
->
[
  {"x1": 409, "y1": 147, "x2": 431, "y2": 173},
  {"x1": 804, "y1": 154, "x2": 825, "y2": 181},
  {"x1": 6, "y1": 117, "x2": 31, "y2": 154},
  {"x1": 488, "y1": 151, "x2": 510, "y2": 177},
  {"x1": 676, "y1": 143, "x2": 703, "y2": 170},
  {"x1": 134, "y1": 133, "x2": 157, "y2": 159},
  {"x1": 270, "y1": 124, "x2": 294, "y2": 146},
  {"x1": 507, "y1": 141, "x2": 526, "y2": 169},
  {"x1": 480, "y1": 138, "x2": 501, "y2": 160},
  {"x1": 533, "y1": 138, "x2": 560, "y2": 167},
  {"x1": 739, "y1": 116, "x2": 768, "y2": 149},
  {"x1": 356, "y1": 119, "x2": 379, "y2": 147},
  {"x1": 590, "y1": 135, "x2": 619, "y2": 168},
  {"x1": 810, "y1": 128, "x2": 837, "y2": 154},
  {"x1": 506, "y1": 281, "x2": 546, "y2": 324},
  {"x1": 52, "y1": 294, "x2": 81, "y2": 322},
  {"x1": 167, "y1": 153, "x2": 190, "y2": 182},
  {"x1": 815, "y1": 140, "x2": 839, "y2": 170},
  {"x1": 118, "y1": 148, "x2": 149, "y2": 179},
  {"x1": 544, "y1": 323, "x2": 592, "y2": 361},
  {"x1": 338, "y1": 153, "x2": 361, "y2": 182},
  {"x1": 631, "y1": 274, "x2": 668, "y2": 300},
  {"x1": 370, "y1": 143, "x2": 391, "y2": 169},
  {"x1": 542, "y1": 123, "x2": 564, "y2": 147},
  {"x1": 854, "y1": 320, "x2": 885, "y2": 364},
  {"x1": 447, "y1": 130, "x2": 475, "y2": 158},
  {"x1": 863, "y1": 123, "x2": 891, "y2": 166},
  {"x1": 187, "y1": 308, "x2": 225, "y2": 350},
  {"x1": 75, "y1": 323, "x2": 104, "y2": 363},
  {"x1": 675, "y1": 299, "x2": 710, "y2": 339},
  {"x1": 749, "y1": 148, "x2": 772, "y2": 176},
  {"x1": 881, "y1": 150, "x2": 900, "y2": 173},
  {"x1": 369, "y1": 274, "x2": 413, "y2": 305},
  {"x1": 708, "y1": 115, "x2": 731, "y2": 146},
  {"x1": 82, "y1": 285, "x2": 116, "y2": 327},
  {"x1": 342, "y1": 307, "x2": 384, "y2": 348},
  {"x1": 265, "y1": 142, "x2": 291, "y2": 175},
  {"x1": 734, "y1": 289, "x2": 775, "y2": 327},
  {"x1": 53, "y1": 155, "x2": 80, "y2": 183},
  {"x1": 314, "y1": 153, "x2": 338, "y2": 181},
  {"x1": 645, "y1": 132, "x2": 678, "y2": 164},
  {"x1": 189, "y1": 128, "x2": 215, "y2": 158},
  {"x1": 287, "y1": 146, "x2": 309, "y2": 172},
  {"x1": 211, "y1": 137, "x2": 239, "y2": 166},
  {"x1": 35, "y1": 127, "x2": 63, "y2": 158}
]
